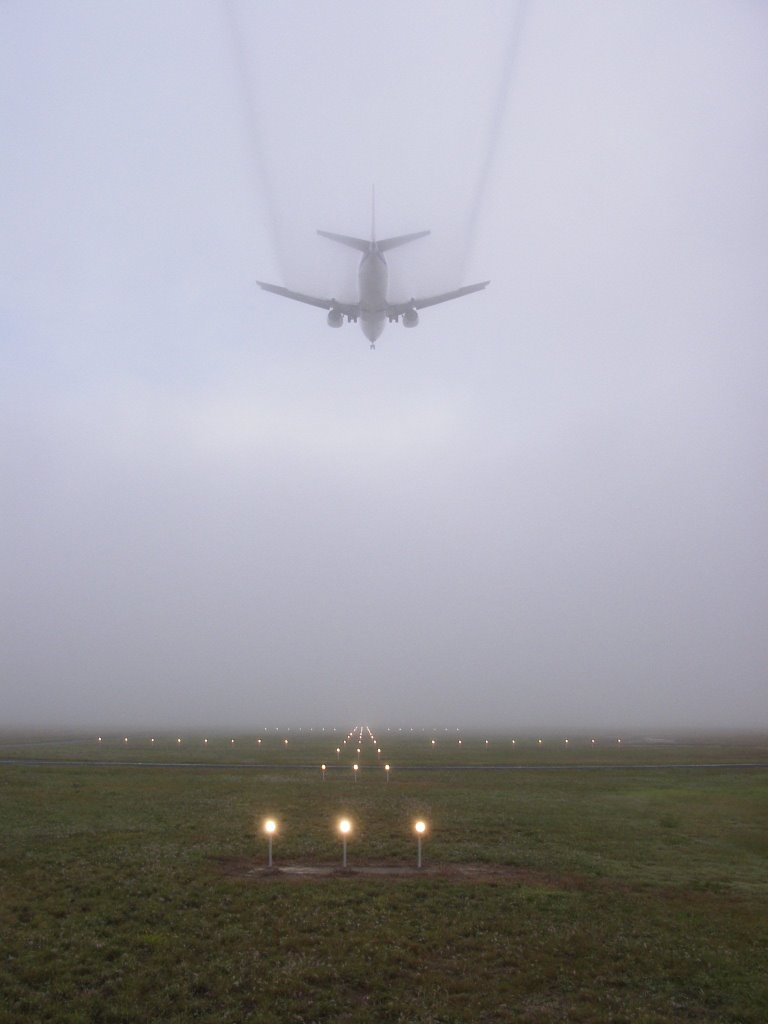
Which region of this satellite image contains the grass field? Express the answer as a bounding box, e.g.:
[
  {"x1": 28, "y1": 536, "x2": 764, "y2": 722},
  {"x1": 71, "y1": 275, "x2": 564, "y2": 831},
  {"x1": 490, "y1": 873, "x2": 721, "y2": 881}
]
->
[{"x1": 1, "y1": 731, "x2": 766, "y2": 1022}]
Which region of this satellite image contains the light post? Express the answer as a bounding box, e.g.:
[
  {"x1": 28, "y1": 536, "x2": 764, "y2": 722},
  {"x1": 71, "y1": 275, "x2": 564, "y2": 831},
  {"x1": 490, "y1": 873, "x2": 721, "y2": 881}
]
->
[
  {"x1": 338, "y1": 818, "x2": 352, "y2": 868},
  {"x1": 353, "y1": 763, "x2": 359, "y2": 782},
  {"x1": 414, "y1": 820, "x2": 426, "y2": 869},
  {"x1": 321, "y1": 763, "x2": 326, "y2": 781},
  {"x1": 336, "y1": 747, "x2": 341, "y2": 760},
  {"x1": 263, "y1": 818, "x2": 277, "y2": 868},
  {"x1": 384, "y1": 763, "x2": 390, "y2": 782}
]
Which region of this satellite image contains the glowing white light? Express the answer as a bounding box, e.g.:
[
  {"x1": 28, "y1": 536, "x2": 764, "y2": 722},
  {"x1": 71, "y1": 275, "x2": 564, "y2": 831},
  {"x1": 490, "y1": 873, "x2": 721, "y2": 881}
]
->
[
  {"x1": 264, "y1": 819, "x2": 277, "y2": 834},
  {"x1": 414, "y1": 820, "x2": 426, "y2": 834},
  {"x1": 338, "y1": 818, "x2": 351, "y2": 835}
]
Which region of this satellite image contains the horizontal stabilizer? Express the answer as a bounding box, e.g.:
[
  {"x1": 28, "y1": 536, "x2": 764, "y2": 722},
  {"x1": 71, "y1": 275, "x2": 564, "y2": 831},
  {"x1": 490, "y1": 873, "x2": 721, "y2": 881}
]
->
[
  {"x1": 317, "y1": 230, "x2": 370, "y2": 252},
  {"x1": 377, "y1": 230, "x2": 430, "y2": 252}
]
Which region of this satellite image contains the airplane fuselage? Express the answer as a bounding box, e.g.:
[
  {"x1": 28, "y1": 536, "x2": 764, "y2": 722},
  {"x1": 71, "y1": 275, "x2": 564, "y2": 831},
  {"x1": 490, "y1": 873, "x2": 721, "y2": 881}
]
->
[{"x1": 358, "y1": 248, "x2": 388, "y2": 343}]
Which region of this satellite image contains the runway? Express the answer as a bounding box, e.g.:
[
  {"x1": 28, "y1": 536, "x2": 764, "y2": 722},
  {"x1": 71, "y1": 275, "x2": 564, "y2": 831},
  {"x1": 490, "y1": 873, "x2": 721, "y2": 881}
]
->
[{"x1": 1, "y1": 758, "x2": 766, "y2": 771}]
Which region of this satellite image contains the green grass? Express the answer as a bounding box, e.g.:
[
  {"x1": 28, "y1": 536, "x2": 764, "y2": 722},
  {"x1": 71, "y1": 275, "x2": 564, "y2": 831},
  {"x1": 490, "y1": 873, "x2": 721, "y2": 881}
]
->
[{"x1": 1, "y1": 735, "x2": 767, "y2": 1022}]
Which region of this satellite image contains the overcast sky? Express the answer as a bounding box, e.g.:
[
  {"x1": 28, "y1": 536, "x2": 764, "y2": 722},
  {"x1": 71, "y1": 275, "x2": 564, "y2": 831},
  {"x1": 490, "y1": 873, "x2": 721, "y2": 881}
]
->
[{"x1": 2, "y1": 1, "x2": 766, "y2": 732}]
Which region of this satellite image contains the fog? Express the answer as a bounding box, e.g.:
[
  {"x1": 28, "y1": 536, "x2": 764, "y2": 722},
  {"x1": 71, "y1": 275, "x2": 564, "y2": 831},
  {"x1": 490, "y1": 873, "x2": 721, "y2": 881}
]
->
[{"x1": 2, "y1": 1, "x2": 766, "y2": 732}]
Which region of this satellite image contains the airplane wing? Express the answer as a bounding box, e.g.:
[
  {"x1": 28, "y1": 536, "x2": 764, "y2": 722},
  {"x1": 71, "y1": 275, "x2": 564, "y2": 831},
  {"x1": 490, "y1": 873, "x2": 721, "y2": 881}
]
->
[
  {"x1": 257, "y1": 281, "x2": 359, "y2": 318},
  {"x1": 386, "y1": 281, "x2": 490, "y2": 317}
]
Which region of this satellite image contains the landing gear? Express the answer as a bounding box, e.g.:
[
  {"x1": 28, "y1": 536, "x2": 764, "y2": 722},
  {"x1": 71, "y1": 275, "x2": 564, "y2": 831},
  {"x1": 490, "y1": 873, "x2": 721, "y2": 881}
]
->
[{"x1": 370, "y1": 342, "x2": 376, "y2": 350}]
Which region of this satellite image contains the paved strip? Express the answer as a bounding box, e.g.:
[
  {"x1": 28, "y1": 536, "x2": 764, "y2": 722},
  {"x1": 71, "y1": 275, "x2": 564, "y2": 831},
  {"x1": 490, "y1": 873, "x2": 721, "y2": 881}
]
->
[{"x1": 1, "y1": 758, "x2": 766, "y2": 771}]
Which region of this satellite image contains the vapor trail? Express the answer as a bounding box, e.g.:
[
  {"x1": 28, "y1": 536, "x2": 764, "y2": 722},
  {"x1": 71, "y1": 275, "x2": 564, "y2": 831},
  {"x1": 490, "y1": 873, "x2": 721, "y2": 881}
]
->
[
  {"x1": 461, "y1": 0, "x2": 530, "y2": 276},
  {"x1": 219, "y1": 0, "x2": 286, "y2": 278}
]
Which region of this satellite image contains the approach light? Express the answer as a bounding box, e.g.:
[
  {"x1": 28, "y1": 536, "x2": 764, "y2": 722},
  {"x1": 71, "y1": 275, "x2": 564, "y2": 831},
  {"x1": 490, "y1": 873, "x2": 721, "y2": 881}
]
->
[
  {"x1": 263, "y1": 818, "x2": 277, "y2": 868},
  {"x1": 338, "y1": 817, "x2": 352, "y2": 867},
  {"x1": 414, "y1": 820, "x2": 427, "y2": 868}
]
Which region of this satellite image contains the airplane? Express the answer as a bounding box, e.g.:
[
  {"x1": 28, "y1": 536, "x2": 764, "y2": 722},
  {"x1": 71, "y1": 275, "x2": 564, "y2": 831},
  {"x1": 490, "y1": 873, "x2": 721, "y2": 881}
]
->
[{"x1": 257, "y1": 203, "x2": 489, "y2": 349}]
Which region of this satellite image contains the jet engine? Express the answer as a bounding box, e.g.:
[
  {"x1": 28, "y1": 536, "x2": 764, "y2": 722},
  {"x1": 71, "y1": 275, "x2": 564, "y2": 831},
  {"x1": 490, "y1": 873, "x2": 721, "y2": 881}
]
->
[
  {"x1": 402, "y1": 308, "x2": 419, "y2": 328},
  {"x1": 327, "y1": 309, "x2": 343, "y2": 328}
]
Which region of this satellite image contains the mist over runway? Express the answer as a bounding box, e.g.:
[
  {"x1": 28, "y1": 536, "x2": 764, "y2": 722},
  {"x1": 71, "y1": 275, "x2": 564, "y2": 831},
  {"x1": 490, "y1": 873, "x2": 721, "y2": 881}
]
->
[{"x1": 1, "y1": 2, "x2": 767, "y2": 732}]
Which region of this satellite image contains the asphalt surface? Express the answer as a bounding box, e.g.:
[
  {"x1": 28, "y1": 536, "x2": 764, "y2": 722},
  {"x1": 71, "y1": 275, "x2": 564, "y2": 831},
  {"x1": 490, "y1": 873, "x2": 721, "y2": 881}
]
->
[{"x1": 1, "y1": 758, "x2": 766, "y2": 771}]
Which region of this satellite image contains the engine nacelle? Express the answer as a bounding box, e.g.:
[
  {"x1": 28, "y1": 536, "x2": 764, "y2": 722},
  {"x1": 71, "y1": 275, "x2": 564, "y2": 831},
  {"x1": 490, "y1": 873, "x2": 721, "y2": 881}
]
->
[
  {"x1": 402, "y1": 308, "x2": 419, "y2": 328},
  {"x1": 327, "y1": 309, "x2": 343, "y2": 328}
]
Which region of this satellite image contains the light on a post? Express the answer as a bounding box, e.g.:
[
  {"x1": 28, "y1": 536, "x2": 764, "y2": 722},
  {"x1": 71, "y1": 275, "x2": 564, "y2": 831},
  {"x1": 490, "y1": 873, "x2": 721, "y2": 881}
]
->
[
  {"x1": 353, "y1": 763, "x2": 359, "y2": 781},
  {"x1": 414, "y1": 820, "x2": 427, "y2": 869},
  {"x1": 338, "y1": 817, "x2": 352, "y2": 868},
  {"x1": 263, "y1": 818, "x2": 277, "y2": 868}
]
